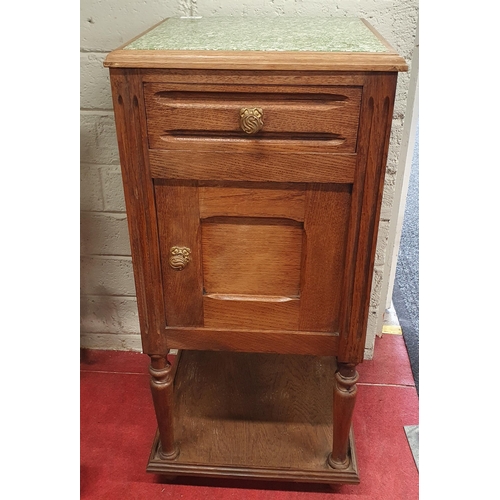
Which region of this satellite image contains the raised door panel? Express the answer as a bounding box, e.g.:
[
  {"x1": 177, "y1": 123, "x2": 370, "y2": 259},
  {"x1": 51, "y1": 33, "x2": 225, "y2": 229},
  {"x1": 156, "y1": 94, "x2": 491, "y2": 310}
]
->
[
  {"x1": 201, "y1": 217, "x2": 303, "y2": 296},
  {"x1": 155, "y1": 180, "x2": 350, "y2": 334}
]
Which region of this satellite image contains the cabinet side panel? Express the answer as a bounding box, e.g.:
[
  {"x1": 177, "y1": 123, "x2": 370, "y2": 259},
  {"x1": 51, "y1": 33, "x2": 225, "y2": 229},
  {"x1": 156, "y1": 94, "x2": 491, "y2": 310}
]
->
[
  {"x1": 339, "y1": 73, "x2": 398, "y2": 363},
  {"x1": 109, "y1": 69, "x2": 166, "y2": 353}
]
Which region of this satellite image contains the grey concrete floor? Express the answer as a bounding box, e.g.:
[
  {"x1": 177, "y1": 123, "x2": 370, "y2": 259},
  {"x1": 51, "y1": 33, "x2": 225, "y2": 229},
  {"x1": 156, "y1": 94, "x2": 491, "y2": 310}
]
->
[{"x1": 392, "y1": 123, "x2": 419, "y2": 394}]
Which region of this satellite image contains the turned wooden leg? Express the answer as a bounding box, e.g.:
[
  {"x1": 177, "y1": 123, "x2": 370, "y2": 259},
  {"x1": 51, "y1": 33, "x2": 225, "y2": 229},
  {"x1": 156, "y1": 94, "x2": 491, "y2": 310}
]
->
[
  {"x1": 149, "y1": 354, "x2": 179, "y2": 460},
  {"x1": 328, "y1": 362, "x2": 359, "y2": 469}
]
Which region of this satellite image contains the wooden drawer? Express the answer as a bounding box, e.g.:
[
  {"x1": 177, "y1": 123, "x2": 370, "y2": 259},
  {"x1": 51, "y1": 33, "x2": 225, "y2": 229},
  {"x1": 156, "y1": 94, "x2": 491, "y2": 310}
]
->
[
  {"x1": 144, "y1": 83, "x2": 362, "y2": 153},
  {"x1": 144, "y1": 83, "x2": 361, "y2": 184}
]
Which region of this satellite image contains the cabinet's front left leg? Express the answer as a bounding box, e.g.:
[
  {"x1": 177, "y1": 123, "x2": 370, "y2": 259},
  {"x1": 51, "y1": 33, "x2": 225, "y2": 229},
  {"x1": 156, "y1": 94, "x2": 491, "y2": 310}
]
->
[
  {"x1": 328, "y1": 362, "x2": 359, "y2": 470},
  {"x1": 149, "y1": 354, "x2": 179, "y2": 460}
]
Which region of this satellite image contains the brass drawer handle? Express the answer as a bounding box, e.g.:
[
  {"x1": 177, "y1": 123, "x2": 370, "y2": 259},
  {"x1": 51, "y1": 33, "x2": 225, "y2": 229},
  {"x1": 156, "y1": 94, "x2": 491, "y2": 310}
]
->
[
  {"x1": 239, "y1": 107, "x2": 264, "y2": 134},
  {"x1": 169, "y1": 246, "x2": 191, "y2": 271}
]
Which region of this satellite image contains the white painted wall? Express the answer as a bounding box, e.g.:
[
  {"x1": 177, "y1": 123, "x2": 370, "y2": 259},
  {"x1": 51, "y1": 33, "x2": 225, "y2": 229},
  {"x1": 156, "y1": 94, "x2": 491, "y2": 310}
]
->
[{"x1": 80, "y1": 0, "x2": 418, "y2": 357}]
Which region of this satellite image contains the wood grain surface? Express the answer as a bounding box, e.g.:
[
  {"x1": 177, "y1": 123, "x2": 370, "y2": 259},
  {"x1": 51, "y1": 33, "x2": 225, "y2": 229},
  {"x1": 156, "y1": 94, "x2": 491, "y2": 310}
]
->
[
  {"x1": 147, "y1": 350, "x2": 359, "y2": 483},
  {"x1": 201, "y1": 216, "x2": 303, "y2": 296},
  {"x1": 154, "y1": 180, "x2": 204, "y2": 327},
  {"x1": 198, "y1": 182, "x2": 306, "y2": 221},
  {"x1": 202, "y1": 295, "x2": 300, "y2": 330},
  {"x1": 109, "y1": 69, "x2": 166, "y2": 353},
  {"x1": 140, "y1": 69, "x2": 368, "y2": 86},
  {"x1": 148, "y1": 150, "x2": 356, "y2": 184},
  {"x1": 104, "y1": 49, "x2": 407, "y2": 72},
  {"x1": 299, "y1": 184, "x2": 351, "y2": 332},
  {"x1": 144, "y1": 83, "x2": 361, "y2": 153},
  {"x1": 338, "y1": 73, "x2": 398, "y2": 363},
  {"x1": 165, "y1": 327, "x2": 339, "y2": 356},
  {"x1": 152, "y1": 180, "x2": 354, "y2": 336}
]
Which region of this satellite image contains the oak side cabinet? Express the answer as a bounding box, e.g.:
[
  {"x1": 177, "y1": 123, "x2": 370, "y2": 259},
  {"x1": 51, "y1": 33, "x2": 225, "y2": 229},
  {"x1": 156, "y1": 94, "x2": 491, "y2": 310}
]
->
[{"x1": 104, "y1": 17, "x2": 407, "y2": 485}]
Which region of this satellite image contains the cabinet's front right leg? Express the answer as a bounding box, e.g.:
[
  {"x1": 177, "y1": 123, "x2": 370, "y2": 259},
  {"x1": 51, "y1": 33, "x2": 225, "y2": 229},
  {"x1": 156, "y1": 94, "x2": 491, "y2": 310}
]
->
[
  {"x1": 328, "y1": 362, "x2": 358, "y2": 469},
  {"x1": 149, "y1": 354, "x2": 179, "y2": 460}
]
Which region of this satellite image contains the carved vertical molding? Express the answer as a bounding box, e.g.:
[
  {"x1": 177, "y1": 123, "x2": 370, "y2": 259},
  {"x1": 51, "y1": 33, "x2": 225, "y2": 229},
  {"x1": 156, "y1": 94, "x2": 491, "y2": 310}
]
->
[
  {"x1": 328, "y1": 363, "x2": 359, "y2": 469},
  {"x1": 339, "y1": 73, "x2": 398, "y2": 364},
  {"x1": 109, "y1": 68, "x2": 166, "y2": 354},
  {"x1": 149, "y1": 354, "x2": 179, "y2": 460}
]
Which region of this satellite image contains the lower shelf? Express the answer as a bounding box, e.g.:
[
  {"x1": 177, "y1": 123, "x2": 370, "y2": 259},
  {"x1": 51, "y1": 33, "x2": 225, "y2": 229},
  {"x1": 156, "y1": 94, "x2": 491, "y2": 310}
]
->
[{"x1": 147, "y1": 350, "x2": 359, "y2": 484}]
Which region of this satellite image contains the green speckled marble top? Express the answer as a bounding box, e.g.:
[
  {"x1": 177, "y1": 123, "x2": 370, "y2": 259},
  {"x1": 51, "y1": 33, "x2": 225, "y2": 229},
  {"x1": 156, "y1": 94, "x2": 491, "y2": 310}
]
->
[{"x1": 124, "y1": 18, "x2": 389, "y2": 53}]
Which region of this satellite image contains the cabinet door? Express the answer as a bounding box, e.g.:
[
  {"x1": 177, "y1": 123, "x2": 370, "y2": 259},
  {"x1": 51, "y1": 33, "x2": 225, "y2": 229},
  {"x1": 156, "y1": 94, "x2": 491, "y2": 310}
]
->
[{"x1": 155, "y1": 180, "x2": 351, "y2": 334}]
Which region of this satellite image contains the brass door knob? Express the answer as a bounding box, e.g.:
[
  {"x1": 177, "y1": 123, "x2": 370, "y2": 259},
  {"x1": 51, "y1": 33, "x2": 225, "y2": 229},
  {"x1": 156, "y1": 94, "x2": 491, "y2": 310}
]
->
[
  {"x1": 239, "y1": 107, "x2": 264, "y2": 134},
  {"x1": 169, "y1": 246, "x2": 191, "y2": 271}
]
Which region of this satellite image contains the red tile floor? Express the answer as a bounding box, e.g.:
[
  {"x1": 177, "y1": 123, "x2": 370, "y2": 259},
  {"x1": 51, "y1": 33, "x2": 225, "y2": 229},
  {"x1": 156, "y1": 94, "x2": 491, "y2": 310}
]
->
[{"x1": 80, "y1": 335, "x2": 418, "y2": 499}]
